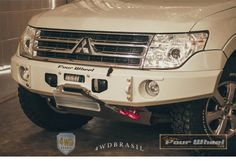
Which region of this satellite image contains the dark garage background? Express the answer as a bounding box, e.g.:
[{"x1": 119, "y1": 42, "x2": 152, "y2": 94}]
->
[
  {"x1": 0, "y1": 0, "x2": 72, "y2": 102},
  {"x1": 0, "y1": 0, "x2": 72, "y2": 67}
]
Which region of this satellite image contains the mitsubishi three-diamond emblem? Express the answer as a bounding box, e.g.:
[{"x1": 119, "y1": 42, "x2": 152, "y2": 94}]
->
[{"x1": 74, "y1": 38, "x2": 92, "y2": 54}]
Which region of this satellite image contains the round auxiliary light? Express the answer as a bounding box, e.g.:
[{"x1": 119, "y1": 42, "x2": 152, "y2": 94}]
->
[{"x1": 145, "y1": 80, "x2": 160, "y2": 96}]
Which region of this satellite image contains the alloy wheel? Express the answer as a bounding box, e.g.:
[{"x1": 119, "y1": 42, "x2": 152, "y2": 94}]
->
[{"x1": 205, "y1": 81, "x2": 236, "y2": 138}]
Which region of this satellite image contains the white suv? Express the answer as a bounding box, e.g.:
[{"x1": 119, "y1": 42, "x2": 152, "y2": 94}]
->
[{"x1": 11, "y1": 0, "x2": 236, "y2": 148}]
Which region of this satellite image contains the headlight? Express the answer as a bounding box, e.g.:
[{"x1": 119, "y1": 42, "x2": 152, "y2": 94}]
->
[
  {"x1": 144, "y1": 32, "x2": 209, "y2": 69},
  {"x1": 19, "y1": 26, "x2": 37, "y2": 58}
]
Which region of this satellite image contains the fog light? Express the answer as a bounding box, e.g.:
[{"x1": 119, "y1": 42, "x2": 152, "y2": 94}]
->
[
  {"x1": 45, "y1": 73, "x2": 58, "y2": 87},
  {"x1": 92, "y1": 79, "x2": 108, "y2": 93},
  {"x1": 19, "y1": 66, "x2": 29, "y2": 81},
  {"x1": 145, "y1": 80, "x2": 159, "y2": 96}
]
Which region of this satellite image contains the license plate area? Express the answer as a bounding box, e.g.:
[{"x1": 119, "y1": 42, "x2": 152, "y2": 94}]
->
[{"x1": 53, "y1": 85, "x2": 101, "y2": 112}]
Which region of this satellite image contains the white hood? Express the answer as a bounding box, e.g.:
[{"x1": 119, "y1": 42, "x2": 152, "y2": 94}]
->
[{"x1": 29, "y1": 0, "x2": 235, "y2": 33}]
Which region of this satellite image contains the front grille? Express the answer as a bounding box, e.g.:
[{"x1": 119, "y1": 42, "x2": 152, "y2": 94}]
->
[{"x1": 33, "y1": 29, "x2": 153, "y2": 68}]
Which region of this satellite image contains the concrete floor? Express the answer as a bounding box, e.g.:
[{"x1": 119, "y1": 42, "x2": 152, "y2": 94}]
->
[
  {"x1": 0, "y1": 74, "x2": 234, "y2": 156},
  {"x1": 0, "y1": 96, "x2": 188, "y2": 156}
]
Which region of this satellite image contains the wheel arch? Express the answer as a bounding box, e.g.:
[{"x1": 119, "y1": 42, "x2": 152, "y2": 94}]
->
[
  {"x1": 223, "y1": 34, "x2": 236, "y2": 59},
  {"x1": 220, "y1": 46, "x2": 236, "y2": 83}
]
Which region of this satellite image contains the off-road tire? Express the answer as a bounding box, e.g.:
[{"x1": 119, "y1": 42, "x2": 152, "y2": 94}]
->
[
  {"x1": 18, "y1": 85, "x2": 92, "y2": 132},
  {"x1": 170, "y1": 53, "x2": 236, "y2": 155}
]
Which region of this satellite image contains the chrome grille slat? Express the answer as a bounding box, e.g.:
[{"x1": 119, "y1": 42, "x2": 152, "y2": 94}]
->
[
  {"x1": 33, "y1": 29, "x2": 153, "y2": 68},
  {"x1": 35, "y1": 48, "x2": 144, "y2": 58},
  {"x1": 93, "y1": 42, "x2": 147, "y2": 48},
  {"x1": 37, "y1": 51, "x2": 141, "y2": 65},
  {"x1": 34, "y1": 48, "x2": 74, "y2": 54},
  {"x1": 94, "y1": 40, "x2": 148, "y2": 45},
  {"x1": 39, "y1": 29, "x2": 152, "y2": 44},
  {"x1": 39, "y1": 36, "x2": 149, "y2": 45},
  {"x1": 36, "y1": 38, "x2": 148, "y2": 48},
  {"x1": 36, "y1": 38, "x2": 80, "y2": 44}
]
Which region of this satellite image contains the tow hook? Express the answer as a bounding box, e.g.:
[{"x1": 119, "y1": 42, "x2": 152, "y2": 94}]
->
[
  {"x1": 106, "y1": 105, "x2": 142, "y2": 121},
  {"x1": 118, "y1": 109, "x2": 141, "y2": 120}
]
